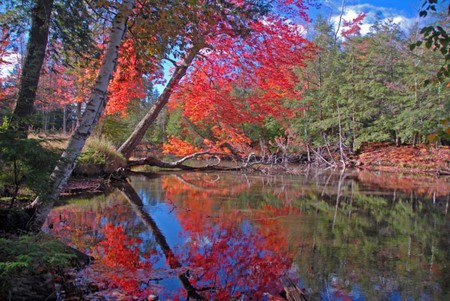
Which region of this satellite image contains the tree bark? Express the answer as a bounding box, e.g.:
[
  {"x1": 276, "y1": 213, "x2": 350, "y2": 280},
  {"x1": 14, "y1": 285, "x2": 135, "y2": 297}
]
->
[
  {"x1": 10, "y1": 0, "x2": 54, "y2": 136},
  {"x1": 27, "y1": 0, "x2": 135, "y2": 232},
  {"x1": 118, "y1": 46, "x2": 202, "y2": 159}
]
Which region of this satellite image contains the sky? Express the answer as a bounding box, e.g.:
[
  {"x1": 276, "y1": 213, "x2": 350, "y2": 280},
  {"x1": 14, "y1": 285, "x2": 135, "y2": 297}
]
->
[
  {"x1": 308, "y1": 0, "x2": 427, "y2": 35},
  {"x1": 0, "y1": 0, "x2": 437, "y2": 79}
]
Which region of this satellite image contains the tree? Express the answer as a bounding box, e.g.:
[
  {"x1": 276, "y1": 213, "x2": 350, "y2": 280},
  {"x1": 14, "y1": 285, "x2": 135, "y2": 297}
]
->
[
  {"x1": 9, "y1": 0, "x2": 54, "y2": 135},
  {"x1": 118, "y1": 0, "x2": 312, "y2": 159},
  {"x1": 165, "y1": 17, "x2": 311, "y2": 155},
  {"x1": 411, "y1": 0, "x2": 450, "y2": 81},
  {"x1": 27, "y1": 0, "x2": 135, "y2": 232}
]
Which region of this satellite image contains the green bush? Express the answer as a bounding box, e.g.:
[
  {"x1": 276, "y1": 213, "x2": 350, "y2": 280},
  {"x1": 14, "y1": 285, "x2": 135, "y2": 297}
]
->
[
  {"x1": 0, "y1": 235, "x2": 75, "y2": 275},
  {"x1": 76, "y1": 136, "x2": 127, "y2": 175},
  {"x1": 0, "y1": 233, "x2": 76, "y2": 296},
  {"x1": 0, "y1": 121, "x2": 58, "y2": 200}
]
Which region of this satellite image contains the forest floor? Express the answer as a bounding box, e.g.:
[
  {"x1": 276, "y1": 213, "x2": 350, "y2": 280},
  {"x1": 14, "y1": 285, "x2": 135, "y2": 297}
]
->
[
  {"x1": 354, "y1": 142, "x2": 450, "y2": 174},
  {"x1": 350, "y1": 143, "x2": 450, "y2": 197}
]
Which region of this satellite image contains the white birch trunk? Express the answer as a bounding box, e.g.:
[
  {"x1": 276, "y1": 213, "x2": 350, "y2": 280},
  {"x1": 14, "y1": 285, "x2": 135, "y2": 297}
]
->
[{"x1": 28, "y1": 0, "x2": 135, "y2": 232}]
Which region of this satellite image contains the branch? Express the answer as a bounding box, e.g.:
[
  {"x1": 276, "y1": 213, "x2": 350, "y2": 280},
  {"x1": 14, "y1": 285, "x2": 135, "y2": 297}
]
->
[
  {"x1": 164, "y1": 57, "x2": 179, "y2": 67},
  {"x1": 309, "y1": 147, "x2": 336, "y2": 168}
]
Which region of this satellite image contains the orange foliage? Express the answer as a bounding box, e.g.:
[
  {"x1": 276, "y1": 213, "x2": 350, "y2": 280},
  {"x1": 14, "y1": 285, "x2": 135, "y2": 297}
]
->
[
  {"x1": 95, "y1": 223, "x2": 147, "y2": 270},
  {"x1": 357, "y1": 143, "x2": 450, "y2": 172},
  {"x1": 160, "y1": 174, "x2": 300, "y2": 299},
  {"x1": 162, "y1": 136, "x2": 201, "y2": 156},
  {"x1": 168, "y1": 13, "x2": 313, "y2": 154},
  {"x1": 356, "y1": 143, "x2": 450, "y2": 196},
  {"x1": 47, "y1": 198, "x2": 156, "y2": 298},
  {"x1": 106, "y1": 39, "x2": 146, "y2": 115},
  {"x1": 88, "y1": 223, "x2": 154, "y2": 297},
  {"x1": 36, "y1": 63, "x2": 76, "y2": 111},
  {"x1": 65, "y1": 38, "x2": 146, "y2": 116}
]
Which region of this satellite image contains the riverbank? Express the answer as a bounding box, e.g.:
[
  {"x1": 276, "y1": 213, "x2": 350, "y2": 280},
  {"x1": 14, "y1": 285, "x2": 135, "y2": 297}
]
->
[
  {"x1": 354, "y1": 143, "x2": 450, "y2": 174},
  {"x1": 1, "y1": 143, "x2": 448, "y2": 300}
]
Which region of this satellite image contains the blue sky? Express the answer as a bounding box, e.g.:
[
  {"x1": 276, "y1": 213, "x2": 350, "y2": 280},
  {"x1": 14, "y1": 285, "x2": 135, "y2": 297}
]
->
[
  {"x1": 311, "y1": 0, "x2": 423, "y2": 18},
  {"x1": 356, "y1": 0, "x2": 421, "y2": 17},
  {"x1": 308, "y1": 0, "x2": 427, "y2": 34}
]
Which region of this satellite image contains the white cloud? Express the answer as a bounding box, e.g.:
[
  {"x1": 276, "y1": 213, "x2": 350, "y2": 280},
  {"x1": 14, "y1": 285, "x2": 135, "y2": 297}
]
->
[
  {"x1": 329, "y1": 4, "x2": 420, "y2": 36},
  {"x1": 0, "y1": 53, "x2": 20, "y2": 78}
]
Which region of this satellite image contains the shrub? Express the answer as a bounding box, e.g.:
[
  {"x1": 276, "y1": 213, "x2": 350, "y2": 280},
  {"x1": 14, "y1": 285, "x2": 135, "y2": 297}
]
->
[
  {"x1": 0, "y1": 122, "x2": 58, "y2": 202},
  {"x1": 0, "y1": 233, "x2": 77, "y2": 297},
  {"x1": 75, "y1": 136, "x2": 127, "y2": 175}
]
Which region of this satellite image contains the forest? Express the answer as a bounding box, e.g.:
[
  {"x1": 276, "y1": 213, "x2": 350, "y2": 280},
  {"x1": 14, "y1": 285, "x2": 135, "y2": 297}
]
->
[{"x1": 0, "y1": 0, "x2": 449, "y2": 300}]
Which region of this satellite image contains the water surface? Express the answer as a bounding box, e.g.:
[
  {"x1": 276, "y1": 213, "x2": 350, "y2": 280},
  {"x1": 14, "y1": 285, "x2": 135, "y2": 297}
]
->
[{"x1": 47, "y1": 170, "x2": 450, "y2": 300}]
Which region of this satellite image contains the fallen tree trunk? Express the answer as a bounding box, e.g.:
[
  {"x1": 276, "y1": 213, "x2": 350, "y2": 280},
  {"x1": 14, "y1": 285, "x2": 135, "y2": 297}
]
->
[
  {"x1": 125, "y1": 151, "x2": 280, "y2": 172},
  {"x1": 127, "y1": 151, "x2": 235, "y2": 170}
]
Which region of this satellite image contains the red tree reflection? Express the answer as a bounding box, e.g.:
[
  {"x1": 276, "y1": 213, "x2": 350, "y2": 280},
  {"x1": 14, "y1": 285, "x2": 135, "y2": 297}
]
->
[{"x1": 47, "y1": 175, "x2": 303, "y2": 300}]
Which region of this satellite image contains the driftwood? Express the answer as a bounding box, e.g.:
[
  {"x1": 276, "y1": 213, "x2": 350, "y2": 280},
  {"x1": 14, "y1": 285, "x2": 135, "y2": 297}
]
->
[
  {"x1": 437, "y1": 169, "x2": 450, "y2": 176},
  {"x1": 127, "y1": 151, "x2": 270, "y2": 171}
]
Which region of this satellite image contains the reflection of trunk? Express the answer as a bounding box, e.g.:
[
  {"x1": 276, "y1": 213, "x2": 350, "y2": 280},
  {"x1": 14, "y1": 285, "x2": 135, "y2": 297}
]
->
[
  {"x1": 115, "y1": 179, "x2": 206, "y2": 300},
  {"x1": 27, "y1": 0, "x2": 134, "y2": 232},
  {"x1": 332, "y1": 170, "x2": 345, "y2": 232},
  {"x1": 118, "y1": 46, "x2": 202, "y2": 159}
]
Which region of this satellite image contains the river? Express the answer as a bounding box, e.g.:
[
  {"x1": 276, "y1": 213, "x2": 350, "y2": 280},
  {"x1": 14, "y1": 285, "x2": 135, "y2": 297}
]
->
[{"x1": 47, "y1": 169, "x2": 450, "y2": 300}]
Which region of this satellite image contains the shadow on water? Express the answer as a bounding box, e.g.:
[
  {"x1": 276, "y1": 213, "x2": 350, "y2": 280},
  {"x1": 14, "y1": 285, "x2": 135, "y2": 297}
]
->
[{"x1": 46, "y1": 169, "x2": 450, "y2": 300}]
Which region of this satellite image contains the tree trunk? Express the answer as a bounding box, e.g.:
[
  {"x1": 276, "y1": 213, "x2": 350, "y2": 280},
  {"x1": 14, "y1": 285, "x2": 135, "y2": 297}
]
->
[
  {"x1": 27, "y1": 0, "x2": 134, "y2": 232},
  {"x1": 62, "y1": 104, "x2": 67, "y2": 134},
  {"x1": 118, "y1": 46, "x2": 202, "y2": 159},
  {"x1": 10, "y1": 0, "x2": 54, "y2": 136},
  {"x1": 76, "y1": 102, "x2": 82, "y2": 129}
]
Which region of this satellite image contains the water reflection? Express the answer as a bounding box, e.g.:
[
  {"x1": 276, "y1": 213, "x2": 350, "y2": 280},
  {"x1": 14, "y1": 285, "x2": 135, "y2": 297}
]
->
[{"x1": 47, "y1": 170, "x2": 449, "y2": 300}]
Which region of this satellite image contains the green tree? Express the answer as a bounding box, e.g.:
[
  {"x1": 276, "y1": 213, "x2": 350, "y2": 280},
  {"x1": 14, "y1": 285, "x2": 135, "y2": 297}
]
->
[{"x1": 411, "y1": 0, "x2": 450, "y2": 80}]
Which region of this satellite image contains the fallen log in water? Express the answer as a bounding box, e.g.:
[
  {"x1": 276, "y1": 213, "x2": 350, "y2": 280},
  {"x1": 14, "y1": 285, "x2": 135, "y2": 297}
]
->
[{"x1": 126, "y1": 151, "x2": 280, "y2": 172}]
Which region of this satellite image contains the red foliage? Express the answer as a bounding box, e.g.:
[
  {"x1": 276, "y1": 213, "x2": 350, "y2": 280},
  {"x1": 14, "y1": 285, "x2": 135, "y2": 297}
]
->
[
  {"x1": 0, "y1": 27, "x2": 18, "y2": 107},
  {"x1": 47, "y1": 201, "x2": 157, "y2": 299},
  {"x1": 48, "y1": 173, "x2": 305, "y2": 299},
  {"x1": 0, "y1": 27, "x2": 11, "y2": 65},
  {"x1": 106, "y1": 39, "x2": 146, "y2": 115},
  {"x1": 87, "y1": 223, "x2": 154, "y2": 297},
  {"x1": 341, "y1": 12, "x2": 367, "y2": 37},
  {"x1": 35, "y1": 62, "x2": 76, "y2": 111},
  {"x1": 164, "y1": 8, "x2": 313, "y2": 155},
  {"x1": 161, "y1": 174, "x2": 300, "y2": 299}
]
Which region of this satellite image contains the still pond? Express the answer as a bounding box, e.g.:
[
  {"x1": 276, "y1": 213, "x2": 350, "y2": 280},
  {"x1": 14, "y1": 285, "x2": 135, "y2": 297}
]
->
[{"x1": 46, "y1": 170, "x2": 449, "y2": 300}]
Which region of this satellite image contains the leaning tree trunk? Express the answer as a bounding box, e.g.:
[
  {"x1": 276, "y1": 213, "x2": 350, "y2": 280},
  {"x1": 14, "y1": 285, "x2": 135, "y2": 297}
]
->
[
  {"x1": 27, "y1": 0, "x2": 135, "y2": 232},
  {"x1": 118, "y1": 45, "x2": 202, "y2": 159},
  {"x1": 10, "y1": 0, "x2": 54, "y2": 136}
]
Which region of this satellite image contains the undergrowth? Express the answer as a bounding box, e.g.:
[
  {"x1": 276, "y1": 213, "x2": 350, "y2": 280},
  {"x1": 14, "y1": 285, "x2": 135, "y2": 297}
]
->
[
  {"x1": 0, "y1": 233, "x2": 76, "y2": 295},
  {"x1": 76, "y1": 136, "x2": 126, "y2": 175}
]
